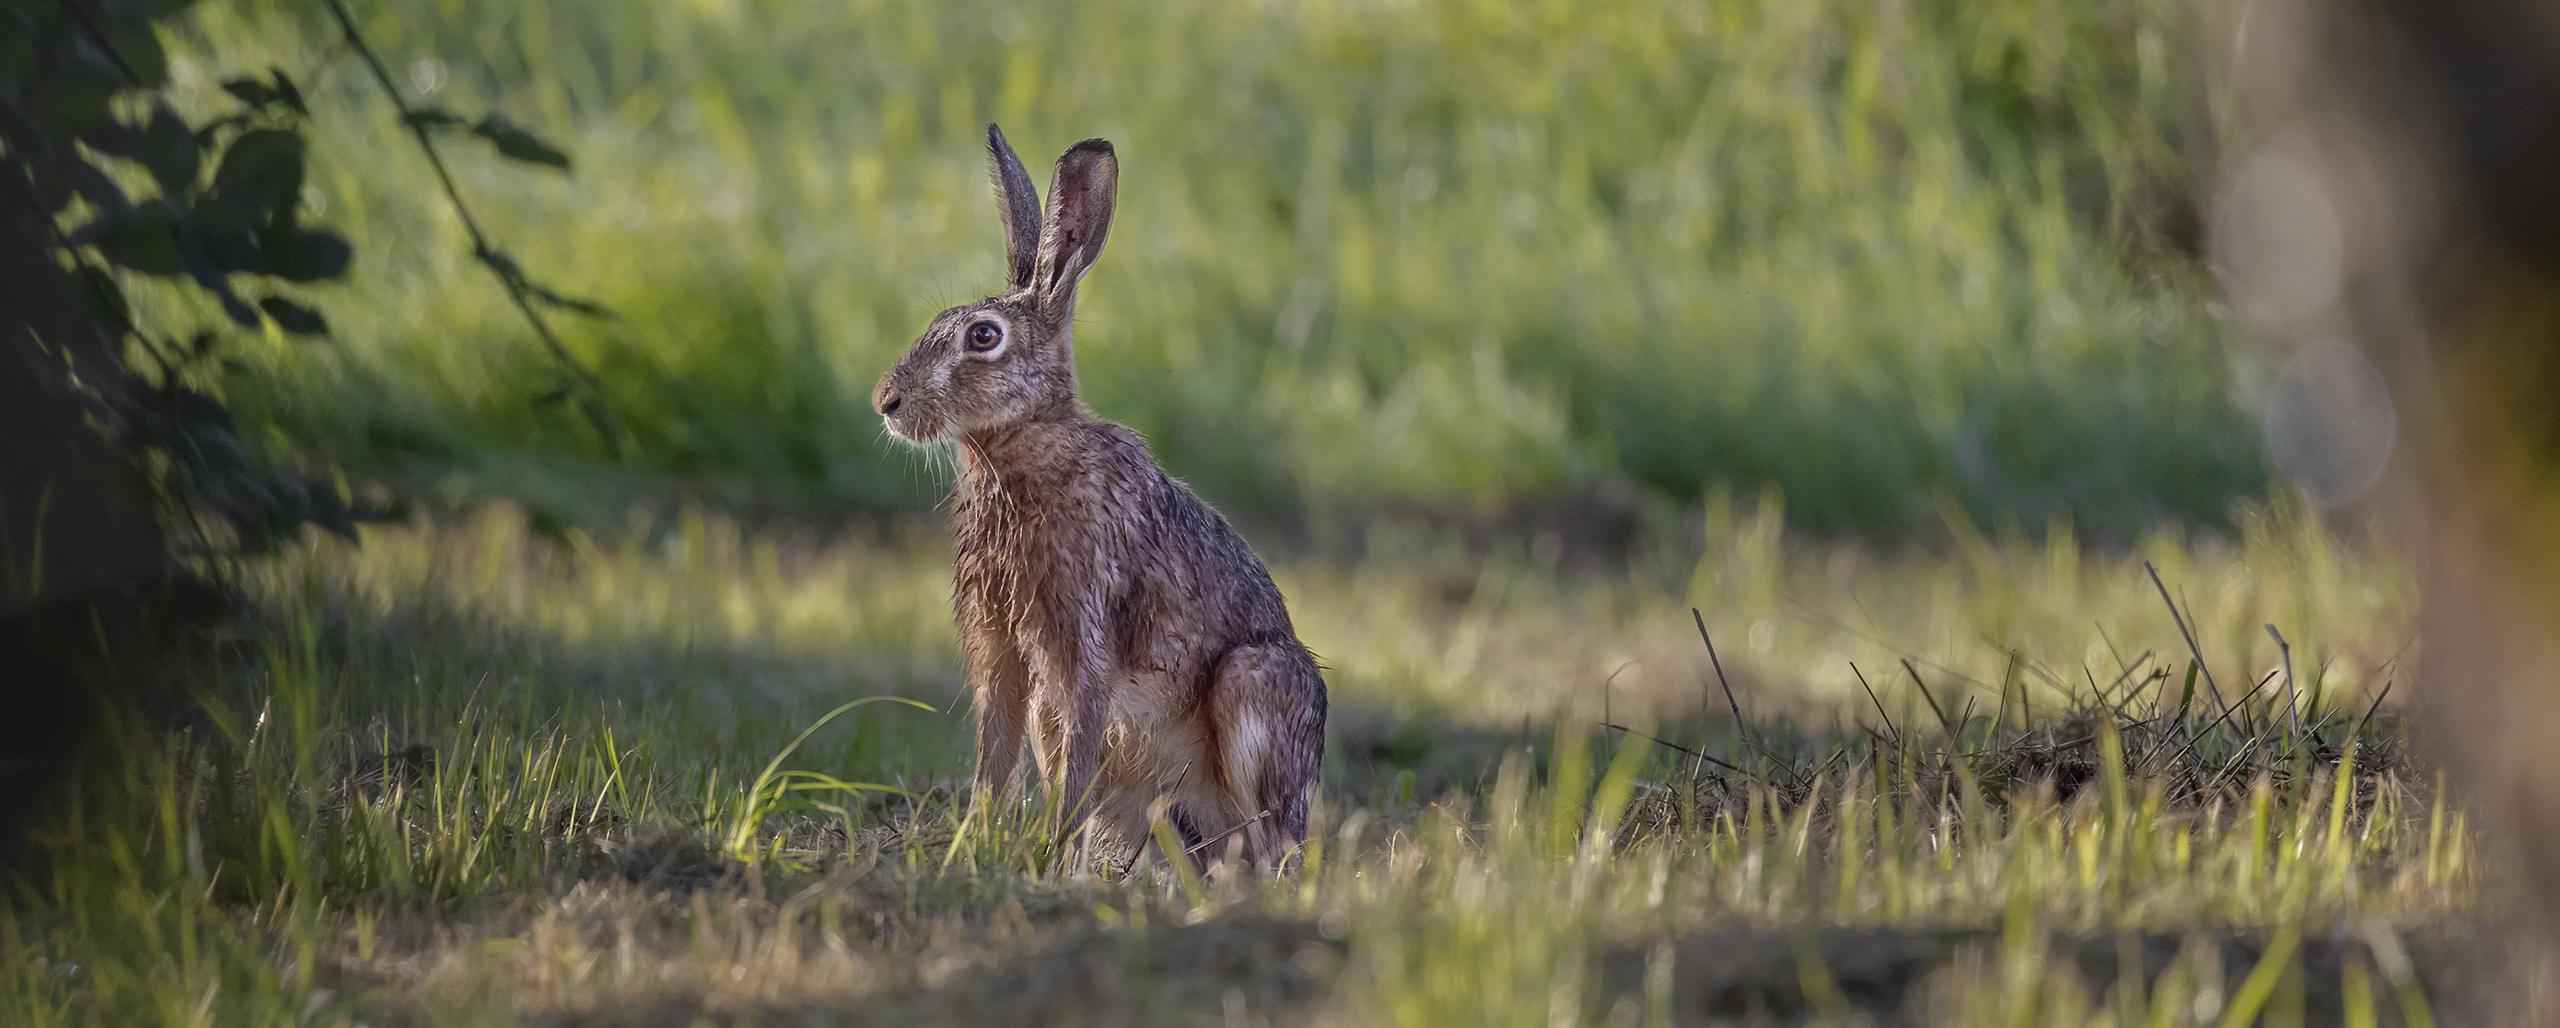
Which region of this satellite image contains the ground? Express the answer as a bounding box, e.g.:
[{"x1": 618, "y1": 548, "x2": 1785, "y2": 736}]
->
[{"x1": 0, "y1": 502, "x2": 2489, "y2": 1026}]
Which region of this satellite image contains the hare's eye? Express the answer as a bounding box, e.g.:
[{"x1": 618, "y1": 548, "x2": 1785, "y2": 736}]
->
[{"x1": 964, "y1": 321, "x2": 1003, "y2": 353}]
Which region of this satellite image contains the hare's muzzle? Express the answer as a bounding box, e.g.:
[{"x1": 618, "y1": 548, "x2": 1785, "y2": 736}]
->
[{"x1": 872, "y1": 367, "x2": 942, "y2": 444}]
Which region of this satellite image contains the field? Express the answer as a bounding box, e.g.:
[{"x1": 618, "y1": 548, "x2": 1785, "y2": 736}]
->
[
  {"x1": 163, "y1": 0, "x2": 2255, "y2": 536},
  {"x1": 8, "y1": 0, "x2": 2501, "y2": 1022},
  {"x1": 2, "y1": 503, "x2": 2487, "y2": 1026}
]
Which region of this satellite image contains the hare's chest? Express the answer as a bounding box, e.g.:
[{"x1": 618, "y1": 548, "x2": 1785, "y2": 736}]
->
[{"x1": 950, "y1": 497, "x2": 1126, "y2": 638}]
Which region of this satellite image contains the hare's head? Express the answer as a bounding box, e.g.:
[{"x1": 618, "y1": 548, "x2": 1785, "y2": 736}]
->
[{"x1": 874, "y1": 125, "x2": 1118, "y2": 444}]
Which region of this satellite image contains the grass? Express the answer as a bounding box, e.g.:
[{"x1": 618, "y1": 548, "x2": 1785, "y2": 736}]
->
[
  {"x1": 134, "y1": 0, "x2": 2258, "y2": 535},
  {"x1": 22, "y1": 0, "x2": 2473, "y2": 1021},
  {"x1": 0, "y1": 502, "x2": 2484, "y2": 1025}
]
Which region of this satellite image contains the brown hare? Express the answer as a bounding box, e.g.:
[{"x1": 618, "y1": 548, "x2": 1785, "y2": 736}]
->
[{"x1": 872, "y1": 125, "x2": 1326, "y2": 871}]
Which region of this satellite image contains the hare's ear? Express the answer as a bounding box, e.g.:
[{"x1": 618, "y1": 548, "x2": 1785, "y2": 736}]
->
[
  {"x1": 1032, "y1": 139, "x2": 1117, "y2": 316},
  {"x1": 987, "y1": 124, "x2": 1041, "y2": 292}
]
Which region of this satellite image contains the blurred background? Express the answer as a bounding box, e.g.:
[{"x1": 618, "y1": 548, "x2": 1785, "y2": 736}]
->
[{"x1": 170, "y1": 0, "x2": 2263, "y2": 540}]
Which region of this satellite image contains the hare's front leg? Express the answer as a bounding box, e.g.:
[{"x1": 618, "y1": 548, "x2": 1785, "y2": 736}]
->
[
  {"x1": 962, "y1": 626, "x2": 1030, "y2": 805},
  {"x1": 1029, "y1": 595, "x2": 1113, "y2": 843}
]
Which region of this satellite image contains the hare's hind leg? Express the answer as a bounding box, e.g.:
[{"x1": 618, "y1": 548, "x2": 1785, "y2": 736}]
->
[
  {"x1": 1206, "y1": 643, "x2": 1327, "y2": 868},
  {"x1": 1072, "y1": 778, "x2": 1157, "y2": 873}
]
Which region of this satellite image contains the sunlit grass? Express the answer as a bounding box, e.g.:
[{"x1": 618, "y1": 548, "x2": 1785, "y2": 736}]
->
[{"x1": 0, "y1": 507, "x2": 2464, "y2": 1025}]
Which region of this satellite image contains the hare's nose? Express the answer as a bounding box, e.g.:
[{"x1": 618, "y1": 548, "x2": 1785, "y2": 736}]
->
[{"x1": 875, "y1": 388, "x2": 903, "y2": 417}]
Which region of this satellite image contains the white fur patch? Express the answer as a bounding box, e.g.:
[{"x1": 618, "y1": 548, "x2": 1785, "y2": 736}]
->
[{"x1": 1225, "y1": 712, "x2": 1272, "y2": 794}]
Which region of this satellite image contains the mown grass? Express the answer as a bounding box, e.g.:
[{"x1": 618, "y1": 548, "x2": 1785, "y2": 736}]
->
[
  {"x1": 144, "y1": 0, "x2": 2257, "y2": 534},
  {"x1": 1, "y1": 506, "x2": 2482, "y2": 1025}
]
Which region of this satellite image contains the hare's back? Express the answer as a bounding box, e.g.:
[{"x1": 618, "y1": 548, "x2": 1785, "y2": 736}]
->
[{"x1": 1076, "y1": 425, "x2": 1304, "y2": 646}]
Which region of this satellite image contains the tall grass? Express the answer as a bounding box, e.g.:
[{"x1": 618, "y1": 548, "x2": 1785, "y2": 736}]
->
[{"x1": 150, "y1": 0, "x2": 2255, "y2": 533}]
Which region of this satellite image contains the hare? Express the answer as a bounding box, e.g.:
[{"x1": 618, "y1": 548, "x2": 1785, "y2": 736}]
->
[{"x1": 872, "y1": 125, "x2": 1326, "y2": 871}]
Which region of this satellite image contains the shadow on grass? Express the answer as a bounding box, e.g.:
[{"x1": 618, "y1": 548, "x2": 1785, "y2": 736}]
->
[{"x1": 502, "y1": 913, "x2": 2491, "y2": 1027}]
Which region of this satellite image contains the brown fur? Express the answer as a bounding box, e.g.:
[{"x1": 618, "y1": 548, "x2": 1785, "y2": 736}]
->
[{"x1": 872, "y1": 125, "x2": 1326, "y2": 870}]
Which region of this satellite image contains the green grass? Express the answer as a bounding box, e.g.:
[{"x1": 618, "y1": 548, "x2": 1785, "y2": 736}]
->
[
  {"x1": 142, "y1": 0, "x2": 2256, "y2": 535},
  {"x1": 0, "y1": 505, "x2": 2478, "y2": 1025}
]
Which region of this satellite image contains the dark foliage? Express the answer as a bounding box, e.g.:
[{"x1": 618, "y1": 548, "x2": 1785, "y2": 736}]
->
[
  {"x1": 2, "y1": 0, "x2": 590, "y2": 854},
  {"x1": 4, "y1": 0, "x2": 359, "y2": 562},
  {"x1": 4, "y1": 0, "x2": 598, "y2": 570}
]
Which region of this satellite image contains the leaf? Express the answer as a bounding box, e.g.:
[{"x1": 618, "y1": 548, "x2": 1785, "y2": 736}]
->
[
  {"x1": 221, "y1": 78, "x2": 279, "y2": 110},
  {"x1": 254, "y1": 228, "x2": 352, "y2": 282},
  {"x1": 472, "y1": 115, "x2": 571, "y2": 171},
  {"x1": 402, "y1": 108, "x2": 468, "y2": 130},
  {"x1": 166, "y1": 387, "x2": 236, "y2": 434},
  {"x1": 63, "y1": 158, "x2": 134, "y2": 219},
  {"x1": 78, "y1": 114, "x2": 142, "y2": 156},
  {"x1": 210, "y1": 128, "x2": 302, "y2": 187},
  {"x1": 196, "y1": 128, "x2": 303, "y2": 233},
  {"x1": 95, "y1": 203, "x2": 184, "y2": 276},
  {"x1": 257, "y1": 296, "x2": 329, "y2": 336},
  {"x1": 305, "y1": 479, "x2": 358, "y2": 541},
  {"x1": 177, "y1": 241, "x2": 262, "y2": 327},
  {"x1": 528, "y1": 284, "x2": 619, "y2": 320},
  {"x1": 214, "y1": 291, "x2": 261, "y2": 328},
  {"x1": 197, "y1": 226, "x2": 262, "y2": 275},
  {"x1": 77, "y1": 103, "x2": 192, "y2": 193},
  {"x1": 189, "y1": 113, "x2": 251, "y2": 151},
  {"x1": 137, "y1": 104, "x2": 201, "y2": 197},
  {"x1": 269, "y1": 68, "x2": 307, "y2": 116}
]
